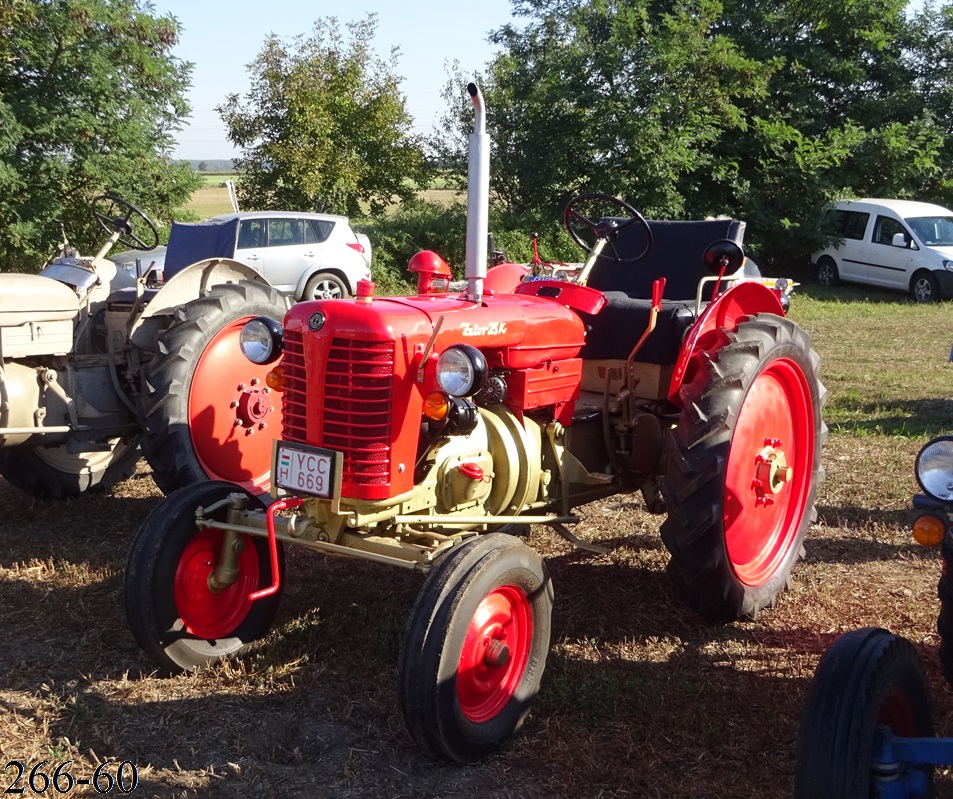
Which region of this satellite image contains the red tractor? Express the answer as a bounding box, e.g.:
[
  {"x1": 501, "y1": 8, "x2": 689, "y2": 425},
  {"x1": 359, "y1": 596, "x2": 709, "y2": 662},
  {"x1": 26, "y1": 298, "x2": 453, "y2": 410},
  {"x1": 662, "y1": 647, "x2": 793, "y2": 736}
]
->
[{"x1": 124, "y1": 84, "x2": 827, "y2": 762}]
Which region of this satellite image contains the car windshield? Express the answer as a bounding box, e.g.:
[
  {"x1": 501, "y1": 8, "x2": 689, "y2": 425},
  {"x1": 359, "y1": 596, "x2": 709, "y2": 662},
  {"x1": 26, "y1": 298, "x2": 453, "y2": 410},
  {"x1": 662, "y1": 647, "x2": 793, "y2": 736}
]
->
[{"x1": 906, "y1": 215, "x2": 953, "y2": 246}]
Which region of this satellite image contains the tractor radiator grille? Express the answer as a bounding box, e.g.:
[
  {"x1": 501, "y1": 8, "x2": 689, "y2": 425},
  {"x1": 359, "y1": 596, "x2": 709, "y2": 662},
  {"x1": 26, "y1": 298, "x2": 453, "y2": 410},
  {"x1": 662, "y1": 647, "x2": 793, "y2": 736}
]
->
[
  {"x1": 280, "y1": 330, "x2": 307, "y2": 442},
  {"x1": 280, "y1": 331, "x2": 395, "y2": 487},
  {"x1": 323, "y1": 338, "x2": 394, "y2": 485}
]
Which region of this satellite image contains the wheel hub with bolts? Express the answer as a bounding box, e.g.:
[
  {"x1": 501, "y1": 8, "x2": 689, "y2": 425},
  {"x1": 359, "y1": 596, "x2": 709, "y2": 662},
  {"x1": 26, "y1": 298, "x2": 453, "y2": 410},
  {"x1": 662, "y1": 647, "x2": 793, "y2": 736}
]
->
[
  {"x1": 752, "y1": 438, "x2": 793, "y2": 507},
  {"x1": 229, "y1": 378, "x2": 274, "y2": 433}
]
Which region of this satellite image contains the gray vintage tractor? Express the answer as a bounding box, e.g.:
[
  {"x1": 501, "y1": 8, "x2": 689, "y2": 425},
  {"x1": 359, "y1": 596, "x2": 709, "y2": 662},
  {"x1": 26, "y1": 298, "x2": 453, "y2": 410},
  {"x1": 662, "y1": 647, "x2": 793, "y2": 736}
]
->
[{"x1": 0, "y1": 195, "x2": 288, "y2": 498}]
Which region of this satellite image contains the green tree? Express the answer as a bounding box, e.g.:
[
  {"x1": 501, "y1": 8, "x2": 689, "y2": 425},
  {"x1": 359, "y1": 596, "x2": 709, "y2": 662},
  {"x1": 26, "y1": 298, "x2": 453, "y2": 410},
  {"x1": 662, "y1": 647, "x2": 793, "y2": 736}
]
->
[
  {"x1": 435, "y1": 1, "x2": 766, "y2": 220},
  {"x1": 0, "y1": 0, "x2": 199, "y2": 269},
  {"x1": 438, "y1": 0, "x2": 953, "y2": 265},
  {"x1": 218, "y1": 14, "x2": 430, "y2": 217}
]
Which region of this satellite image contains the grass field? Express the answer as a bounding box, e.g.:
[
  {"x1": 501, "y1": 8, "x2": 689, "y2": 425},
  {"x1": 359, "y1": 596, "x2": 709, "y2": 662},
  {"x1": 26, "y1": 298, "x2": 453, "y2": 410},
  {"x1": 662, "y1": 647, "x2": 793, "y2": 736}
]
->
[{"x1": 2, "y1": 282, "x2": 953, "y2": 797}]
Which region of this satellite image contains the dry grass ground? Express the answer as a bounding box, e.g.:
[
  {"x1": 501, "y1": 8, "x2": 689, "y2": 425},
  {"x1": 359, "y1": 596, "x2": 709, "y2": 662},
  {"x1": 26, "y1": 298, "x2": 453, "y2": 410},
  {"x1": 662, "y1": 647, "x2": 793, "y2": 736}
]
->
[{"x1": 2, "y1": 283, "x2": 953, "y2": 797}]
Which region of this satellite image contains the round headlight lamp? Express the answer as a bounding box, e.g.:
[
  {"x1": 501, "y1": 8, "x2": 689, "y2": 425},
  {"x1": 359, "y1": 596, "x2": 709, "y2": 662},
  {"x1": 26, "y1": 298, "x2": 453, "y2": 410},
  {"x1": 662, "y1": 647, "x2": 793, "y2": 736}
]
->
[
  {"x1": 240, "y1": 316, "x2": 284, "y2": 365},
  {"x1": 915, "y1": 435, "x2": 953, "y2": 501},
  {"x1": 436, "y1": 344, "x2": 487, "y2": 397}
]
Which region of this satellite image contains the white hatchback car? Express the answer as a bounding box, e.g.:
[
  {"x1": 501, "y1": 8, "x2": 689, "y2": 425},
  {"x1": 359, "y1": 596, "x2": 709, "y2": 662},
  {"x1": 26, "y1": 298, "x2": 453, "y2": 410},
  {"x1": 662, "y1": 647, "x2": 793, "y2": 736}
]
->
[
  {"x1": 111, "y1": 211, "x2": 372, "y2": 301},
  {"x1": 812, "y1": 198, "x2": 953, "y2": 302}
]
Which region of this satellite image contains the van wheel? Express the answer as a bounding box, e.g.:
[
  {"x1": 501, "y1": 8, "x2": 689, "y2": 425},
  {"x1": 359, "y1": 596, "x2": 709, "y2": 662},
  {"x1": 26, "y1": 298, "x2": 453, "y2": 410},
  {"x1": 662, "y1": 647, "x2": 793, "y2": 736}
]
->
[
  {"x1": 816, "y1": 257, "x2": 839, "y2": 287},
  {"x1": 911, "y1": 271, "x2": 940, "y2": 303}
]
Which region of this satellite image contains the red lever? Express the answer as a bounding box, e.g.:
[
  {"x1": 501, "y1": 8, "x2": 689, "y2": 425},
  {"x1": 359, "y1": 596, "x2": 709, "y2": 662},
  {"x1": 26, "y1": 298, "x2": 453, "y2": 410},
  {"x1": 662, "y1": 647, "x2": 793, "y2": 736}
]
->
[
  {"x1": 652, "y1": 277, "x2": 666, "y2": 311},
  {"x1": 249, "y1": 497, "x2": 303, "y2": 601}
]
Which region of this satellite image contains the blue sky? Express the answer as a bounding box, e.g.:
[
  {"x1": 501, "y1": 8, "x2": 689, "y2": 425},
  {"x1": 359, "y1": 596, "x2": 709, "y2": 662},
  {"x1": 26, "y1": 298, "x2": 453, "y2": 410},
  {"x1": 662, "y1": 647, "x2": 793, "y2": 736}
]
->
[{"x1": 149, "y1": 0, "x2": 516, "y2": 159}]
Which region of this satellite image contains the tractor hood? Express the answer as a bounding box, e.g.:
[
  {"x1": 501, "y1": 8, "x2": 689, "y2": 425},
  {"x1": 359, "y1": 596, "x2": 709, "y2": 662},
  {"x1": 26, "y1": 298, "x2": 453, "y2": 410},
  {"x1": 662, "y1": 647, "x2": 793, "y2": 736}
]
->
[{"x1": 0, "y1": 273, "x2": 79, "y2": 326}]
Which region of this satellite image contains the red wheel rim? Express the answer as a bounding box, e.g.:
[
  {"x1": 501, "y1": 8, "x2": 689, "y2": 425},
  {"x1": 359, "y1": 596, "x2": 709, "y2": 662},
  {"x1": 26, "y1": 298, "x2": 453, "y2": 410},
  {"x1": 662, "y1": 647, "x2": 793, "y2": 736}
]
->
[
  {"x1": 174, "y1": 528, "x2": 259, "y2": 638},
  {"x1": 879, "y1": 687, "x2": 921, "y2": 735},
  {"x1": 724, "y1": 358, "x2": 814, "y2": 586},
  {"x1": 456, "y1": 585, "x2": 533, "y2": 723},
  {"x1": 189, "y1": 319, "x2": 277, "y2": 493}
]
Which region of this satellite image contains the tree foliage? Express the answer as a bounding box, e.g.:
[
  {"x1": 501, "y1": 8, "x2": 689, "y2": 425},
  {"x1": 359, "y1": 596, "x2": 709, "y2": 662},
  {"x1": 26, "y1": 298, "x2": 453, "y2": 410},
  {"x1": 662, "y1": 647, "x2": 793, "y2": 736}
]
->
[
  {"x1": 436, "y1": 0, "x2": 953, "y2": 264},
  {"x1": 218, "y1": 15, "x2": 430, "y2": 217},
  {"x1": 0, "y1": 0, "x2": 199, "y2": 270}
]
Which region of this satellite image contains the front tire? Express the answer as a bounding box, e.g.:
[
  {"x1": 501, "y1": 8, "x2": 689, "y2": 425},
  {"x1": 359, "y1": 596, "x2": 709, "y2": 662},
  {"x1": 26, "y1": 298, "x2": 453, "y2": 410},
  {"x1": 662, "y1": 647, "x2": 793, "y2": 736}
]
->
[
  {"x1": 661, "y1": 314, "x2": 827, "y2": 621},
  {"x1": 398, "y1": 534, "x2": 553, "y2": 763},
  {"x1": 139, "y1": 281, "x2": 288, "y2": 495},
  {"x1": 911, "y1": 270, "x2": 940, "y2": 303},
  {"x1": 794, "y1": 628, "x2": 934, "y2": 799},
  {"x1": 816, "y1": 256, "x2": 839, "y2": 287},
  {"x1": 124, "y1": 480, "x2": 283, "y2": 673},
  {"x1": 0, "y1": 437, "x2": 140, "y2": 498}
]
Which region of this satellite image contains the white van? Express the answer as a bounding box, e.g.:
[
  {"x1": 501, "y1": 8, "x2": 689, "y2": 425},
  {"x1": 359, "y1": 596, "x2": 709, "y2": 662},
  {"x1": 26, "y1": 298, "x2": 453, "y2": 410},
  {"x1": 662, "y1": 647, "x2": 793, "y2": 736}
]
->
[{"x1": 812, "y1": 198, "x2": 953, "y2": 302}]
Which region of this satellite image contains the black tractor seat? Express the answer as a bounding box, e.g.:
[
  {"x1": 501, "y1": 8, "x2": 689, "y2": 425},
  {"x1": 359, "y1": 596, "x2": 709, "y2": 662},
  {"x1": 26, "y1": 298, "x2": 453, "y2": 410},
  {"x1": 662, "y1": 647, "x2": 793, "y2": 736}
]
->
[{"x1": 580, "y1": 218, "x2": 746, "y2": 366}]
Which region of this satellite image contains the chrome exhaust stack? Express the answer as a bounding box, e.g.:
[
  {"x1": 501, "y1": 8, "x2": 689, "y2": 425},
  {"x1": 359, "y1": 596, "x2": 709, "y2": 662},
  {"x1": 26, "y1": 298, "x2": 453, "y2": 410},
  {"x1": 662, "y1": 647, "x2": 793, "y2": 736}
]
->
[{"x1": 464, "y1": 82, "x2": 489, "y2": 305}]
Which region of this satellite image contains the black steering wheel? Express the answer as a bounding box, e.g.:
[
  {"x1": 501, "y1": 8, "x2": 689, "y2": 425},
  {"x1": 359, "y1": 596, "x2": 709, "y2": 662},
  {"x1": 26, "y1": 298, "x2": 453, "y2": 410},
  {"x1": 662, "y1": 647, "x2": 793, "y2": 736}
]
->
[
  {"x1": 91, "y1": 194, "x2": 159, "y2": 251},
  {"x1": 563, "y1": 192, "x2": 653, "y2": 263}
]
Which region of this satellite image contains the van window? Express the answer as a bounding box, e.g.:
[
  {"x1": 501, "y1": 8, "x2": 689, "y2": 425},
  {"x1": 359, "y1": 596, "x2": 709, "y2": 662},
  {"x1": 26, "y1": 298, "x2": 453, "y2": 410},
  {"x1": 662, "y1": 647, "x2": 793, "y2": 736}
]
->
[
  {"x1": 873, "y1": 216, "x2": 909, "y2": 246},
  {"x1": 907, "y1": 216, "x2": 953, "y2": 246},
  {"x1": 822, "y1": 209, "x2": 869, "y2": 240}
]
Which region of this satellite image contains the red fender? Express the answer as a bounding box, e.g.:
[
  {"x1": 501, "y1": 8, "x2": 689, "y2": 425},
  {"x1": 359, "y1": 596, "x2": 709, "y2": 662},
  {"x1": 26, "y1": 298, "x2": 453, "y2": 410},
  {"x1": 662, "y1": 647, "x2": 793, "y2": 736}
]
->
[{"x1": 667, "y1": 281, "x2": 785, "y2": 405}]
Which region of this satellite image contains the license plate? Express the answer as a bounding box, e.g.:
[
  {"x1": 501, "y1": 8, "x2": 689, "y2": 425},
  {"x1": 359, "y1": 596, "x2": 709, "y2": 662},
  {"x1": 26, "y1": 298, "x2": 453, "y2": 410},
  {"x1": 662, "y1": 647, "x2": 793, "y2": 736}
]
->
[{"x1": 273, "y1": 441, "x2": 342, "y2": 498}]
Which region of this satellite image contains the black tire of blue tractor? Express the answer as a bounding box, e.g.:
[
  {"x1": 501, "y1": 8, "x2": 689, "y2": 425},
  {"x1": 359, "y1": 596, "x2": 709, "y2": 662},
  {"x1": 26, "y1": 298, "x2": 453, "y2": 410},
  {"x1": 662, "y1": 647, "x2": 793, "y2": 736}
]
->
[
  {"x1": 0, "y1": 437, "x2": 140, "y2": 499},
  {"x1": 138, "y1": 281, "x2": 287, "y2": 495},
  {"x1": 937, "y1": 536, "x2": 953, "y2": 687},
  {"x1": 660, "y1": 314, "x2": 828, "y2": 621},
  {"x1": 398, "y1": 534, "x2": 553, "y2": 763},
  {"x1": 124, "y1": 480, "x2": 284, "y2": 674},
  {"x1": 794, "y1": 627, "x2": 934, "y2": 799}
]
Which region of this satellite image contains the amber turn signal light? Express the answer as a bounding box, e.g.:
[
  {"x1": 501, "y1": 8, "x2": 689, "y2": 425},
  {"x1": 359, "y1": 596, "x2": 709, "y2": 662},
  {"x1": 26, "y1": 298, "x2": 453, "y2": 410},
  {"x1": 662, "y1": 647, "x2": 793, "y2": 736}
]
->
[
  {"x1": 912, "y1": 513, "x2": 946, "y2": 547},
  {"x1": 423, "y1": 391, "x2": 449, "y2": 421},
  {"x1": 266, "y1": 366, "x2": 285, "y2": 392}
]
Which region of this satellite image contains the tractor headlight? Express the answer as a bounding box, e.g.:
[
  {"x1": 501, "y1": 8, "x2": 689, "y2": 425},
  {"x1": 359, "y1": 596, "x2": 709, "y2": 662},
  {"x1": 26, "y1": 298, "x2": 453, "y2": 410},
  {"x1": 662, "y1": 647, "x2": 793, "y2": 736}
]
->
[
  {"x1": 915, "y1": 436, "x2": 953, "y2": 501},
  {"x1": 436, "y1": 344, "x2": 487, "y2": 397},
  {"x1": 240, "y1": 316, "x2": 284, "y2": 365}
]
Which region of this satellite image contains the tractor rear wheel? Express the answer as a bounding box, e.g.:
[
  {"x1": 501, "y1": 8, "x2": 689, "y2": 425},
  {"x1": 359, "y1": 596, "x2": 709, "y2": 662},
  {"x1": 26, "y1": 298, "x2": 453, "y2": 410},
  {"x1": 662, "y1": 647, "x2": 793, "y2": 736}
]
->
[
  {"x1": 794, "y1": 627, "x2": 934, "y2": 799},
  {"x1": 124, "y1": 480, "x2": 283, "y2": 673},
  {"x1": 399, "y1": 534, "x2": 553, "y2": 763},
  {"x1": 0, "y1": 437, "x2": 140, "y2": 498},
  {"x1": 661, "y1": 314, "x2": 826, "y2": 621},
  {"x1": 139, "y1": 281, "x2": 288, "y2": 496}
]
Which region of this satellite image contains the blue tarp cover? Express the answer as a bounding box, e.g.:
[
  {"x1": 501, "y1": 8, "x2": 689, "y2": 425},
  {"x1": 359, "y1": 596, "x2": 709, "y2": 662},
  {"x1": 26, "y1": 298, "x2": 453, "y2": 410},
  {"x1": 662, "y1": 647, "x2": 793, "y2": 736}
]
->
[{"x1": 164, "y1": 218, "x2": 239, "y2": 279}]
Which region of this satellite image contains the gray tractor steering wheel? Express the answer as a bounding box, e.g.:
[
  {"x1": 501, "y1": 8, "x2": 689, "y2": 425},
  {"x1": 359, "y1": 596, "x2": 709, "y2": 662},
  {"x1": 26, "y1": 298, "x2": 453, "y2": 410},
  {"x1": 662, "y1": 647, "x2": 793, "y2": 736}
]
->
[
  {"x1": 91, "y1": 194, "x2": 159, "y2": 251},
  {"x1": 563, "y1": 192, "x2": 653, "y2": 263}
]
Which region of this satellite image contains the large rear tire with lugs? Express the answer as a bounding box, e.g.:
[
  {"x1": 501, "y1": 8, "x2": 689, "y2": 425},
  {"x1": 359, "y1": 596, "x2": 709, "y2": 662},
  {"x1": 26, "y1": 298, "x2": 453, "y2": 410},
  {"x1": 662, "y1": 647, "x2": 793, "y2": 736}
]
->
[
  {"x1": 661, "y1": 314, "x2": 827, "y2": 621},
  {"x1": 139, "y1": 281, "x2": 288, "y2": 496},
  {"x1": 0, "y1": 437, "x2": 140, "y2": 499}
]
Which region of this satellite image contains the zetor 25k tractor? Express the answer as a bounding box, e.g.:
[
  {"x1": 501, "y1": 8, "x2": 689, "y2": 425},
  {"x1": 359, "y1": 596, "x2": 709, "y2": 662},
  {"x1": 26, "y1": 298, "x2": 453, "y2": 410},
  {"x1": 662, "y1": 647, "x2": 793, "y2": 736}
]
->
[{"x1": 125, "y1": 85, "x2": 827, "y2": 763}]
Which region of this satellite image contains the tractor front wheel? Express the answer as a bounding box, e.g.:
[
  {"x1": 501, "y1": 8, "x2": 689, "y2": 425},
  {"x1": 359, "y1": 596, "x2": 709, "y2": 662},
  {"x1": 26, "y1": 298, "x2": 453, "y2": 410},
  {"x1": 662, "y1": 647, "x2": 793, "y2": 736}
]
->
[
  {"x1": 139, "y1": 281, "x2": 288, "y2": 496},
  {"x1": 398, "y1": 534, "x2": 553, "y2": 763},
  {"x1": 794, "y1": 627, "x2": 934, "y2": 799},
  {"x1": 661, "y1": 314, "x2": 826, "y2": 621},
  {"x1": 124, "y1": 480, "x2": 283, "y2": 673}
]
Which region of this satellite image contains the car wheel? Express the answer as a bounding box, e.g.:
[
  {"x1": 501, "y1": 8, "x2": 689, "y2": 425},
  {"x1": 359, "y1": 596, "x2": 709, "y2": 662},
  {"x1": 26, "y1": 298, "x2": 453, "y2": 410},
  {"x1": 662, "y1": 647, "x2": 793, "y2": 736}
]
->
[
  {"x1": 303, "y1": 272, "x2": 349, "y2": 300},
  {"x1": 816, "y1": 256, "x2": 839, "y2": 287},
  {"x1": 911, "y1": 270, "x2": 940, "y2": 303}
]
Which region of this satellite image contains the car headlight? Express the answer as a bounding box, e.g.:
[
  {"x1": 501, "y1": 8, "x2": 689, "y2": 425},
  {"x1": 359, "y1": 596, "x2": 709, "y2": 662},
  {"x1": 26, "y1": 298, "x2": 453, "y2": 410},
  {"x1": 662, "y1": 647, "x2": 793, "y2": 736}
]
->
[
  {"x1": 240, "y1": 316, "x2": 284, "y2": 365},
  {"x1": 436, "y1": 344, "x2": 488, "y2": 397},
  {"x1": 943, "y1": 260, "x2": 953, "y2": 271},
  {"x1": 915, "y1": 436, "x2": 953, "y2": 501}
]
